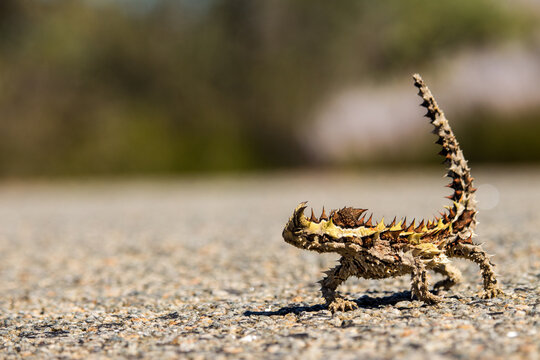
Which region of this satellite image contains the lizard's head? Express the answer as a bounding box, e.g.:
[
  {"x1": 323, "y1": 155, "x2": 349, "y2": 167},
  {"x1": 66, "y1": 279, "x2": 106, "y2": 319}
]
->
[
  {"x1": 282, "y1": 202, "x2": 316, "y2": 250},
  {"x1": 282, "y1": 202, "x2": 369, "y2": 253}
]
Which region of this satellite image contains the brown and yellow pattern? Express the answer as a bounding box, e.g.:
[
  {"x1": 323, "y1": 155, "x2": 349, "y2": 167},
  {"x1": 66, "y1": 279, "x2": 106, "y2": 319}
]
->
[{"x1": 282, "y1": 74, "x2": 503, "y2": 312}]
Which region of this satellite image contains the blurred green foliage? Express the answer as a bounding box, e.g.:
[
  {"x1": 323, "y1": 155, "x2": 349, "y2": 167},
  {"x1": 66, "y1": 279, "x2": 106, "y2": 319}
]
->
[
  {"x1": 456, "y1": 111, "x2": 540, "y2": 163},
  {"x1": 0, "y1": 0, "x2": 536, "y2": 176}
]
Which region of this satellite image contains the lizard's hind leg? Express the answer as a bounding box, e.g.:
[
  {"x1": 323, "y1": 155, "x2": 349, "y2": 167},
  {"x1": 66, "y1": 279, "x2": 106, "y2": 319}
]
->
[
  {"x1": 448, "y1": 242, "x2": 503, "y2": 298},
  {"x1": 432, "y1": 262, "x2": 462, "y2": 291},
  {"x1": 411, "y1": 258, "x2": 442, "y2": 304},
  {"x1": 319, "y1": 257, "x2": 358, "y2": 313}
]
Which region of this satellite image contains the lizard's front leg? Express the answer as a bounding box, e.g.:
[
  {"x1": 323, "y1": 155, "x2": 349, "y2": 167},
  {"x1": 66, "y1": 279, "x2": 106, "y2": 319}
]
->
[
  {"x1": 319, "y1": 257, "x2": 357, "y2": 313},
  {"x1": 411, "y1": 257, "x2": 442, "y2": 304}
]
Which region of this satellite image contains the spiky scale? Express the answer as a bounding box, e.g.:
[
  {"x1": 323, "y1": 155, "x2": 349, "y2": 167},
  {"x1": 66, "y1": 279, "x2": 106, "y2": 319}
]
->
[
  {"x1": 414, "y1": 220, "x2": 425, "y2": 233},
  {"x1": 376, "y1": 218, "x2": 385, "y2": 230},
  {"x1": 405, "y1": 220, "x2": 415, "y2": 233},
  {"x1": 354, "y1": 208, "x2": 368, "y2": 219},
  {"x1": 320, "y1": 207, "x2": 328, "y2": 221},
  {"x1": 365, "y1": 214, "x2": 373, "y2": 227},
  {"x1": 310, "y1": 209, "x2": 317, "y2": 222}
]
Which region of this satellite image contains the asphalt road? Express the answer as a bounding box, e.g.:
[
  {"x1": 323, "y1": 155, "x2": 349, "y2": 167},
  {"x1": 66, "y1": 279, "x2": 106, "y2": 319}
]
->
[{"x1": 0, "y1": 168, "x2": 538, "y2": 359}]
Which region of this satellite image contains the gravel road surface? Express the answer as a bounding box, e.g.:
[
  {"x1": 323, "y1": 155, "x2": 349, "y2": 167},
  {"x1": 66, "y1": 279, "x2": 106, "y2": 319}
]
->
[{"x1": 0, "y1": 169, "x2": 538, "y2": 359}]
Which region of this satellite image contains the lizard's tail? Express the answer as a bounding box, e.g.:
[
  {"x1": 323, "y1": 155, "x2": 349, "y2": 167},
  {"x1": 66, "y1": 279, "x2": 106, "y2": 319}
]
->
[{"x1": 413, "y1": 74, "x2": 477, "y2": 239}]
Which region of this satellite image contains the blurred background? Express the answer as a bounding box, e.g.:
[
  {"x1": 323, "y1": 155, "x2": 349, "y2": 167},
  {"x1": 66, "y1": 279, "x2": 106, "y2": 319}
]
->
[{"x1": 1, "y1": 0, "x2": 540, "y2": 177}]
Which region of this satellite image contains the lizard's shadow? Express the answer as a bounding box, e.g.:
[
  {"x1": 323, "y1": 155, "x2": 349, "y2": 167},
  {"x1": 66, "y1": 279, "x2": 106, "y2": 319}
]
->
[{"x1": 244, "y1": 291, "x2": 411, "y2": 316}]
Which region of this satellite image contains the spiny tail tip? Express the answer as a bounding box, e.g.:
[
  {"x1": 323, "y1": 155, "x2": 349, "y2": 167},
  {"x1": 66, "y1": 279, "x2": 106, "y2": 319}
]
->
[{"x1": 413, "y1": 73, "x2": 423, "y2": 86}]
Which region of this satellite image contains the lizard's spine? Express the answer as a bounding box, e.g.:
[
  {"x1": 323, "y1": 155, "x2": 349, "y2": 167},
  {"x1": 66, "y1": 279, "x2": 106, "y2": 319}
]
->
[{"x1": 413, "y1": 74, "x2": 477, "y2": 240}]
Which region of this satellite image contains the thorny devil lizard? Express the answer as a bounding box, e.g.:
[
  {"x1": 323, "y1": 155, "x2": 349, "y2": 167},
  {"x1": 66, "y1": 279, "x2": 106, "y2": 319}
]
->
[{"x1": 282, "y1": 74, "x2": 503, "y2": 313}]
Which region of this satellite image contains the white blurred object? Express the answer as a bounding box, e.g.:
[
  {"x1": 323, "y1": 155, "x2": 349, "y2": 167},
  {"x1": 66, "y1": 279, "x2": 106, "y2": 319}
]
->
[
  {"x1": 305, "y1": 44, "x2": 540, "y2": 162},
  {"x1": 476, "y1": 184, "x2": 500, "y2": 210}
]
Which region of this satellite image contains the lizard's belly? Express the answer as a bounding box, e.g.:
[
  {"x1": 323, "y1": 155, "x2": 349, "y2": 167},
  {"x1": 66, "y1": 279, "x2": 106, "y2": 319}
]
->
[{"x1": 352, "y1": 257, "x2": 410, "y2": 279}]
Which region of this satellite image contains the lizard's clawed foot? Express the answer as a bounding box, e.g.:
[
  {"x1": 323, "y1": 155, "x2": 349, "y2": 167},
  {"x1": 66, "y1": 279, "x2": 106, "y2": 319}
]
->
[
  {"x1": 480, "y1": 286, "x2": 503, "y2": 299},
  {"x1": 413, "y1": 292, "x2": 443, "y2": 305},
  {"x1": 424, "y1": 294, "x2": 443, "y2": 305},
  {"x1": 327, "y1": 298, "x2": 358, "y2": 313}
]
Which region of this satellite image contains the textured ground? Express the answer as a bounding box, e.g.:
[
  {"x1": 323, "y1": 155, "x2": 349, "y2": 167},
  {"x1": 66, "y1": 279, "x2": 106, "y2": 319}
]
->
[{"x1": 0, "y1": 169, "x2": 538, "y2": 359}]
